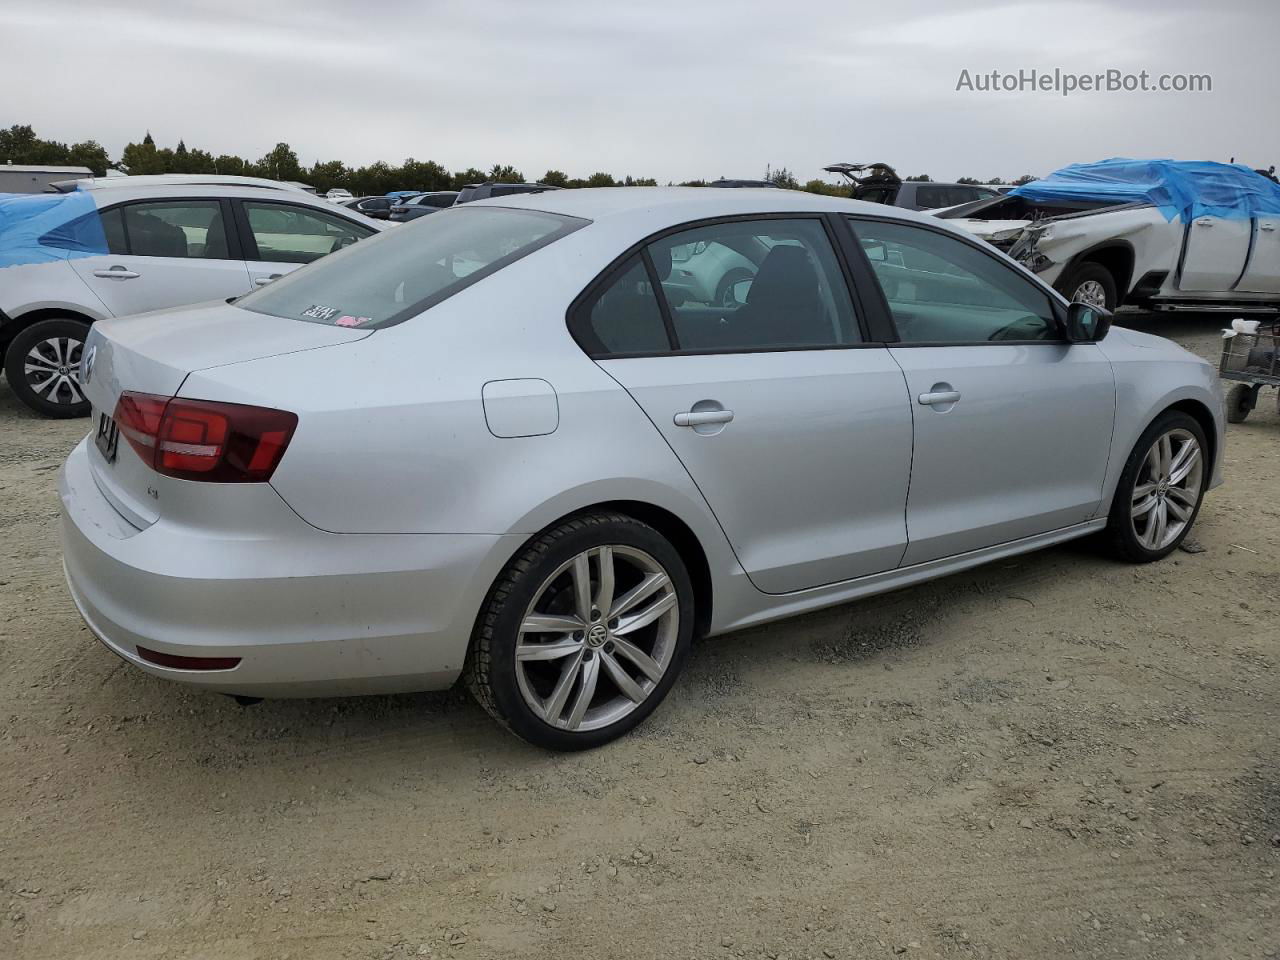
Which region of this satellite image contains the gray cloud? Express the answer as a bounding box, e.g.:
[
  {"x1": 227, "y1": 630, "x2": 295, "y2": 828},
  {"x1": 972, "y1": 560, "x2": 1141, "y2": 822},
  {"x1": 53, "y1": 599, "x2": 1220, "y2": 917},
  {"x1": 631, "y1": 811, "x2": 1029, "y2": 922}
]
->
[{"x1": 4, "y1": 0, "x2": 1277, "y2": 182}]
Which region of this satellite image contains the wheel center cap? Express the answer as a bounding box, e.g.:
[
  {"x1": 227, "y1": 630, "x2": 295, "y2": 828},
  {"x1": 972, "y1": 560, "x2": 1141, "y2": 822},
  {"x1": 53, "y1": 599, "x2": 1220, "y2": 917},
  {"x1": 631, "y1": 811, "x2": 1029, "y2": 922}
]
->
[{"x1": 586, "y1": 623, "x2": 608, "y2": 647}]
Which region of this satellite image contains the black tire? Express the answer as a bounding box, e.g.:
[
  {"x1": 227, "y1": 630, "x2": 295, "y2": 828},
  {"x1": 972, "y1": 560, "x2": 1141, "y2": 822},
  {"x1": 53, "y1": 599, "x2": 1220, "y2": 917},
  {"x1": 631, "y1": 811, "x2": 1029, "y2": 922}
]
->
[
  {"x1": 1104, "y1": 410, "x2": 1208, "y2": 563},
  {"x1": 4, "y1": 317, "x2": 92, "y2": 418},
  {"x1": 1056, "y1": 261, "x2": 1118, "y2": 312},
  {"x1": 1225, "y1": 383, "x2": 1255, "y2": 424},
  {"x1": 466, "y1": 511, "x2": 694, "y2": 750}
]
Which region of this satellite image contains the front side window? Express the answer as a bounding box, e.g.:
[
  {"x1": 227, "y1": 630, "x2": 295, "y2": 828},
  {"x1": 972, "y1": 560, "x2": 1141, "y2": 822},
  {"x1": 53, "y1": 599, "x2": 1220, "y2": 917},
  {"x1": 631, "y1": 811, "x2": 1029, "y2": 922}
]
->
[
  {"x1": 238, "y1": 206, "x2": 585, "y2": 329},
  {"x1": 122, "y1": 200, "x2": 230, "y2": 258},
  {"x1": 849, "y1": 219, "x2": 1058, "y2": 343},
  {"x1": 647, "y1": 218, "x2": 859, "y2": 351},
  {"x1": 243, "y1": 201, "x2": 374, "y2": 265}
]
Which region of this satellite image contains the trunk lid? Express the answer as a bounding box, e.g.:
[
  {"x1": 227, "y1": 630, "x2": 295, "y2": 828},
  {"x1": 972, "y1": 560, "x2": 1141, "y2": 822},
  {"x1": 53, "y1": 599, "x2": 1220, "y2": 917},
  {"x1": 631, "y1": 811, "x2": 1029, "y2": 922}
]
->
[{"x1": 81, "y1": 300, "x2": 370, "y2": 528}]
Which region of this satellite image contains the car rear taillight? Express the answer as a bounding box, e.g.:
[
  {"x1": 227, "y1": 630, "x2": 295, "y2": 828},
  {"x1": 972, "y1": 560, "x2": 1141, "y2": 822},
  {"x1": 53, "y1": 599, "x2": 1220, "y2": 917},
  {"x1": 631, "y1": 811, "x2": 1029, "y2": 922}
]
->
[{"x1": 113, "y1": 391, "x2": 297, "y2": 483}]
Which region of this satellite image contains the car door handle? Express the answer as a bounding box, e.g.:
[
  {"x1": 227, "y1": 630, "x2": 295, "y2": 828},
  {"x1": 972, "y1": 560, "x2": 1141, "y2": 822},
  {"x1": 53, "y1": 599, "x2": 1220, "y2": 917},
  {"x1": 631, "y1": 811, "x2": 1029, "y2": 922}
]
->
[
  {"x1": 92, "y1": 268, "x2": 140, "y2": 279},
  {"x1": 674, "y1": 409, "x2": 734, "y2": 427},
  {"x1": 918, "y1": 390, "x2": 961, "y2": 406},
  {"x1": 253, "y1": 274, "x2": 283, "y2": 286},
  {"x1": 1262, "y1": 223, "x2": 1277, "y2": 232},
  {"x1": 1195, "y1": 218, "x2": 1214, "y2": 227}
]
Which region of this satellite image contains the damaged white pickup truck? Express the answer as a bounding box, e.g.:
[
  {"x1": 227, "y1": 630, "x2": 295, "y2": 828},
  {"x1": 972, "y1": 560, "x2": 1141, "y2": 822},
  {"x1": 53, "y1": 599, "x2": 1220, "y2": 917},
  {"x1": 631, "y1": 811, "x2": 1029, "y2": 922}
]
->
[{"x1": 936, "y1": 159, "x2": 1280, "y2": 313}]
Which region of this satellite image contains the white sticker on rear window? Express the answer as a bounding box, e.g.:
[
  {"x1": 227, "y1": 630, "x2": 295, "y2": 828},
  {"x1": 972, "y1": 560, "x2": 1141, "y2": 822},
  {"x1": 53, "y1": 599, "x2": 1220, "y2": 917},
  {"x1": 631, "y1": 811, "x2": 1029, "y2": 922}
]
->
[{"x1": 301, "y1": 304, "x2": 340, "y2": 321}]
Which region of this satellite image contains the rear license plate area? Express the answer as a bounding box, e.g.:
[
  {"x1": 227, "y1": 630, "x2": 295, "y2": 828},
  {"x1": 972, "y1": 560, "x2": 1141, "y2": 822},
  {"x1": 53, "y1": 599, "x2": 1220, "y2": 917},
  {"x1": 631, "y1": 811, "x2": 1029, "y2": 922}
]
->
[{"x1": 95, "y1": 411, "x2": 119, "y2": 463}]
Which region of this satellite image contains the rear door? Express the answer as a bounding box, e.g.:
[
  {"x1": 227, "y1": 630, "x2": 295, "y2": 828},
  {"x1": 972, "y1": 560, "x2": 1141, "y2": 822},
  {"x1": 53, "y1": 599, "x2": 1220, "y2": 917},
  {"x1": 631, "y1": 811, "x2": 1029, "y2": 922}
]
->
[
  {"x1": 848, "y1": 216, "x2": 1115, "y2": 565},
  {"x1": 1179, "y1": 216, "x2": 1252, "y2": 291},
  {"x1": 1237, "y1": 217, "x2": 1280, "y2": 293},
  {"x1": 235, "y1": 199, "x2": 377, "y2": 287},
  {"x1": 576, "y1": 215, "x2": 914, "y2": 595},
  {"x1": 68, "y1": 199, "x2": 251, "y2": 317}
]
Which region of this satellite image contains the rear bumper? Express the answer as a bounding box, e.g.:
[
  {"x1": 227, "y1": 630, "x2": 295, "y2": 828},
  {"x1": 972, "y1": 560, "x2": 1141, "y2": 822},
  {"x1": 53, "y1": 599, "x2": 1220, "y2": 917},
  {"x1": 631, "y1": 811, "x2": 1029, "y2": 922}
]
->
[{"x1": 59, "y1": 437, "x2": 517, "y2": 697}]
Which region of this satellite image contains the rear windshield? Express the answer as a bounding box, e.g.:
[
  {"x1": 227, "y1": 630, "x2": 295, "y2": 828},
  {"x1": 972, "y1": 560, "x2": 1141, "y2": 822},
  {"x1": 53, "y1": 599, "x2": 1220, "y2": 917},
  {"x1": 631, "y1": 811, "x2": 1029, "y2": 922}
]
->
[{"x1": 236, "y1": 206, "x2": 586, "y2": 329}]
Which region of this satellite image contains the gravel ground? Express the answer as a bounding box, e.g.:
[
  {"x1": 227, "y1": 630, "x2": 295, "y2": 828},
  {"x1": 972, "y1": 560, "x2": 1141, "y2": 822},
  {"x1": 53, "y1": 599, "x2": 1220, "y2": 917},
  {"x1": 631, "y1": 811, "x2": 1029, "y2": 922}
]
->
[{"x1": 1, "y1": 313, "x2": 1277, "y2": 960}]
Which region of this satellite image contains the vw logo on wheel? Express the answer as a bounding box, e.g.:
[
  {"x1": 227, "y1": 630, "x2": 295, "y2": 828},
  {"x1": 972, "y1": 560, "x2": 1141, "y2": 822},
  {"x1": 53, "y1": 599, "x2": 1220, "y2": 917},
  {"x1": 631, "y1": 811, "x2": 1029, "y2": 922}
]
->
[{"x1": 587, "y1": 623, "x2": 608, "y2": 647}]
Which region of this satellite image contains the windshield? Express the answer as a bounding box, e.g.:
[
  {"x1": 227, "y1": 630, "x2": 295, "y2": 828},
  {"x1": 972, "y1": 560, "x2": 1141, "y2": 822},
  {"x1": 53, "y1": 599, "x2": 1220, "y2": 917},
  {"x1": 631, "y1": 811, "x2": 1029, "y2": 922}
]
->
[{"x1": 237, "y1": 206, "x2": 586, "y2": 329}]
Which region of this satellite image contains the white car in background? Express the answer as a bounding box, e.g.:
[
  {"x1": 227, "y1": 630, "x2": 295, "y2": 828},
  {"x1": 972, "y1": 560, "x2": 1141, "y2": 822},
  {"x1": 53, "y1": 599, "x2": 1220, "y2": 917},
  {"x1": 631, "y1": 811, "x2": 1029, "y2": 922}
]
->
[
  {"x1": 0, "y1": 183, "x2": 384, "y2": 417},
  {"x1": 325, "y1": 188, "x2": 354, "y2": 204}
]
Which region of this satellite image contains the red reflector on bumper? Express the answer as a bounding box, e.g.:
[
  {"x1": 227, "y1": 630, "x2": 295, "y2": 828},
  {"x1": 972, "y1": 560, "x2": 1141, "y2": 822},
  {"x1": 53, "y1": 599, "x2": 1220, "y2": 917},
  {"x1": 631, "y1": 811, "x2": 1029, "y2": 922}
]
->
[{"x1": 136, "y1": 646, "x2": 242, "y2": 671}]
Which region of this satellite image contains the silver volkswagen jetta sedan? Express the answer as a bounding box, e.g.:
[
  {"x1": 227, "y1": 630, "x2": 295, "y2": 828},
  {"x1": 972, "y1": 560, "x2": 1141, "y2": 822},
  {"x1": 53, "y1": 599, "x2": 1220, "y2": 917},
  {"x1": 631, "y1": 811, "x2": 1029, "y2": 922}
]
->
[{"x1": 60, "y1": 188, "x2": 1224, "y2": 749}]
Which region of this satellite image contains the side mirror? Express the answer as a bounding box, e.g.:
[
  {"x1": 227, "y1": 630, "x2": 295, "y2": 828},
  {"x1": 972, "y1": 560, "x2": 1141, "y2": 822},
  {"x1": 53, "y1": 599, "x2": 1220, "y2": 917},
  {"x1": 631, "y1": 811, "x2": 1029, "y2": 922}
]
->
[{"x1": 1064, "y1": 301, "x2": 1112, "y2": 342}]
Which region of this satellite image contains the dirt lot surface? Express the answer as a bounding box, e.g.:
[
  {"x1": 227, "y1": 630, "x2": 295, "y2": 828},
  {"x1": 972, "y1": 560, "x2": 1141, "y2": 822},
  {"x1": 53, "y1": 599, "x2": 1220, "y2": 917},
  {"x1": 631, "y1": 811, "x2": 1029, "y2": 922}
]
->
[{"x1": 2, "y1": 314, "x2": 1277, "y2": 960}]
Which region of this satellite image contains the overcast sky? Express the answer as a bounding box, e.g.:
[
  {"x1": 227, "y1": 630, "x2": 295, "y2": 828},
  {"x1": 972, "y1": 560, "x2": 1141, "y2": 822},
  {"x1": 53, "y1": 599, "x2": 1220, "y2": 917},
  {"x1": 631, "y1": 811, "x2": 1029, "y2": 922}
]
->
[{"x1": 4, "y1": 0, "x2": 1277, "y2": 183}]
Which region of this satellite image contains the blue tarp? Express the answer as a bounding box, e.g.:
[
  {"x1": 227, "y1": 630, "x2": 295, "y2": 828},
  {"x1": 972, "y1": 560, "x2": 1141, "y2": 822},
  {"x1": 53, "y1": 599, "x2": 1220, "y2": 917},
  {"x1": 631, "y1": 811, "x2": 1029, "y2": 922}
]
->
[
  {"x1": 1008, "y1": 159, "x2": 1280, "y2": 222},
  {"x1": 0, "y1": 191, "x2": 107, "y2": 268}
]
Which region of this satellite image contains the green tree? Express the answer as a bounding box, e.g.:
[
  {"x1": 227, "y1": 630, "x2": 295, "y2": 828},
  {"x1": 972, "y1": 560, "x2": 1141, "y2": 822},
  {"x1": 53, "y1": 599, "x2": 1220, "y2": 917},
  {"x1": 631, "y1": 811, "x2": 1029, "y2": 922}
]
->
[
  {"x1": 956, "y1": 176, "x2": 981, "y2": 185},
  {"x1": 1012, "y1": 174, "x2": 1037, "y2": 185},
  {"x1": 452, "y1": 167, "x2": 487, "y2": 189},
  {"x1": 488, "y1": 164, "x2": 523, "y2": 183},
  {"x1": 585, "y1": 172, "x2": 616, "y2": 187},
  {"x1": 764, "y1": 165, "x2": 799, "y2": 190},
  {"x1": 120, "y1": 135, "x2": 165, "y2": 174},
  {"x1": 67, "y1": 140, "x2": 111, "y2": 175},
  {"x1": 214, "y1": 154, "x2": 247, "y2": 176},
  {"x1": 256, "y1": 142, "x2": 301, "y2": 181},
  {"x1": 986, "y1": 176, "x2": 1005, "y2": 185},
  {"x1": 904, "y1": 173, "x2": 932, "y2": 182},
  {"x1": 541, "y1": 169, "x2": 568, "y2": 187}
]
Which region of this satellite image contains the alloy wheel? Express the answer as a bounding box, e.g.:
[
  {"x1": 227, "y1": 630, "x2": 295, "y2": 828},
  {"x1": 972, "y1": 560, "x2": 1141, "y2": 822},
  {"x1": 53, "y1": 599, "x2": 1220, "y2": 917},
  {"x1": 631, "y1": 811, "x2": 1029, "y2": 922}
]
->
[
  {"x1": 23, "y1": 336, "x2": 85, "y2": 407},
  {"x1": 1073, "y1": 280, "x2": 1108, "y2": 309},
  {"x1": 515, "y1": 544, "x2": 679, "y2": 732},
  {"x1": 1130, "y1": 427, "x2": 1202, "y2": 551}
]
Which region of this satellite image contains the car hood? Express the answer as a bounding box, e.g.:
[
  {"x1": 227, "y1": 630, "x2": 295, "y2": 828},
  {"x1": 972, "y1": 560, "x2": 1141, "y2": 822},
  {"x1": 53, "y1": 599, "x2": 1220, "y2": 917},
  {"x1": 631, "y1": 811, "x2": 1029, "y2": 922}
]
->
[{"x1": 942, "y1": 218, "x2": 1033, "y2": 239}]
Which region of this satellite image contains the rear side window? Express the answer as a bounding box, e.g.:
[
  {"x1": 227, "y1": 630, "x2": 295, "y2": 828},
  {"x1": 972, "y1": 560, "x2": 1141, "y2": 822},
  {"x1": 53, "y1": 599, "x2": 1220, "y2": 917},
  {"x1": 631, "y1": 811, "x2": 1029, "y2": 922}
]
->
[
  {"x1": 238, "y1": 206, "x2": 586, "y2": 329},
  {"x1": 577, "y1": 256, "x2": 671, "y2": 354},
  {"x1": 123, "y1": 200, "x2": 231, "y2": 258}
]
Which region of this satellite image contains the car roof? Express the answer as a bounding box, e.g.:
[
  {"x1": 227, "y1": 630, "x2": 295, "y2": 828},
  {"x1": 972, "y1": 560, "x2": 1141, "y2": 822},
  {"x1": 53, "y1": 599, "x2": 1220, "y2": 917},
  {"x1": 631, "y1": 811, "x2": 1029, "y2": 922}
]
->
[
  {"x1": 55, "y1": 174, "x2": 311, "y2": 193},
  {"x1": 465, "y1": 186, "x2": 988, "y2": 243},
  {"x1": 469, "y1": 186, "x2": 894, "y2": 220},
  {"x1": 79, "y1": 184, "x2": 386, "y2": 224}
]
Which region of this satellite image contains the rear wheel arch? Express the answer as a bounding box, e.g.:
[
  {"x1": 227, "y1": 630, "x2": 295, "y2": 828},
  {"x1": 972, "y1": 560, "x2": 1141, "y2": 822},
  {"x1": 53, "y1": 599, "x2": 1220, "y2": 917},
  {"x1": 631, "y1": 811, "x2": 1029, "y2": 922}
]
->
[
  {"x1": 1, "y1": 307, "x2": 97, "y2": 358},
  {"x1": 491, "y1": 499, "x2": 714, "y2": 643}
]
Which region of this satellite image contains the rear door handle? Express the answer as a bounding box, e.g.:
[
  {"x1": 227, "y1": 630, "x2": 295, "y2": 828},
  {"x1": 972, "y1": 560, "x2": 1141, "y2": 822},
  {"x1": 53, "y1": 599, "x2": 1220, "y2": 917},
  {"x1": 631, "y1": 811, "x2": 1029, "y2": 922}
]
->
[
  {"x1": 674, "y1": 409, "x2": 734, "y2": 427},
  {"x1": 253, "y1": 274, "x2": 283, "y2": 286},
  {"x1": 1262, "y1": 223, "x2": 1277, "y2": 232},
  {"x1": 918, "y1": 390, "x2": 961, "y2": 406},
  {"x1": 1195, "y1": 218, "x2": 1214, "y2": 227},
  {"x1": 92, "y1": 268, "x2": 140, "y2": 279}
]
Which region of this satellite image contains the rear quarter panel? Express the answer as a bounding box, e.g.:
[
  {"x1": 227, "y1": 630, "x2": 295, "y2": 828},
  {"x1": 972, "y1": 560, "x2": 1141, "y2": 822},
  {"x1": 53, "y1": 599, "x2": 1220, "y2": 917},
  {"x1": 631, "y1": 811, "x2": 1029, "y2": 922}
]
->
[{"x1": 176, "y1": 233, "x2": 743, "y2": 603}]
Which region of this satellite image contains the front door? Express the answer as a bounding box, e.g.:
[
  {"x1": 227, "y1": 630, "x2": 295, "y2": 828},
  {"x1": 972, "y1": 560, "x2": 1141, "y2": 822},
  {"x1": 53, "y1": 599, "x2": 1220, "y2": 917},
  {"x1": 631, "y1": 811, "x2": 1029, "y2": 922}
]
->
[
  {"x1": 68, "y1": 199, "x2": 251, "y2": 317},
  {"x1": 575, "y1": 217, "x2": 914, "y2": 594},
  {"x1": 848, "y1": 217, "x2": 1116, "y2": 565}
]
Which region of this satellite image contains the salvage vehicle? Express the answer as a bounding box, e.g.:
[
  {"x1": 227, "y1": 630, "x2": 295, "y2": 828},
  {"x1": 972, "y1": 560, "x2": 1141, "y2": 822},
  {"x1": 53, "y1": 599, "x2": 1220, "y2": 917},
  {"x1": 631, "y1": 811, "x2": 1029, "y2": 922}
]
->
[
  {"x1": 60, "y1": 188, "x2": 1223, "y2": 750},
  {"x1": 936, "y1": 159, "x2": 1280, "y2": 312},
  {"x1": 824, "y1": 163, "x2": 1001, "y2": 210},
  {"x1": 0, "y1": 184, "x2": 384, "y2": 417}
]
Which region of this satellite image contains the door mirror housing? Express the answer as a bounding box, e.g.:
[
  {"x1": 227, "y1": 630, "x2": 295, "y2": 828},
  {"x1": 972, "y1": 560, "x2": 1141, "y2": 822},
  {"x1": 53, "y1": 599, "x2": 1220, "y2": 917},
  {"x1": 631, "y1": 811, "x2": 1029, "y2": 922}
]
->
[{"x1": 1064, "y1": 301, "x2": 1112, "y2": 342}]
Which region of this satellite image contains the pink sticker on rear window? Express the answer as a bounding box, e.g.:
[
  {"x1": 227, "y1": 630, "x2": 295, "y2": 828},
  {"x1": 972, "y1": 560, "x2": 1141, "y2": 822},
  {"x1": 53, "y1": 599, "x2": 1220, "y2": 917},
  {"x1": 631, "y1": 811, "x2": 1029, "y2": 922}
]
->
[{"x1": 334, "y1": 315, "x2": 360, "y2": 327}]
